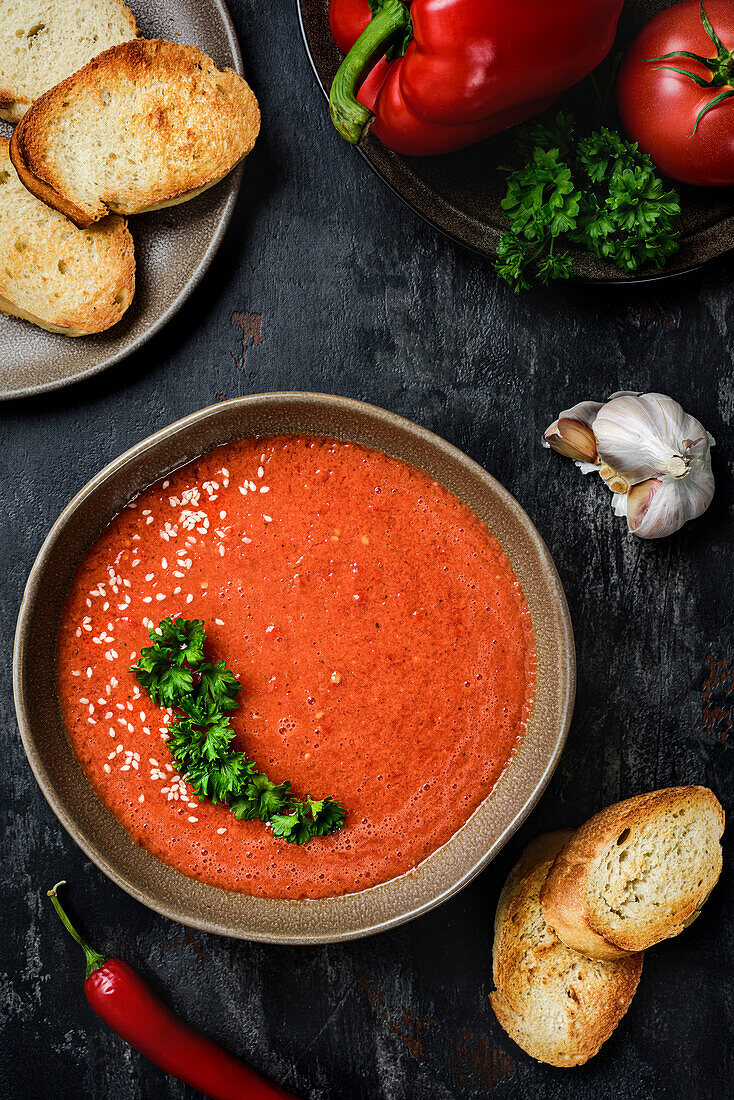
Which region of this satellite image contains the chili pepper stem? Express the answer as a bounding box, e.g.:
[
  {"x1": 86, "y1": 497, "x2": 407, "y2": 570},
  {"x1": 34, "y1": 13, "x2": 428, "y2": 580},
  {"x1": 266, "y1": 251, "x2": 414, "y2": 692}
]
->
[
  {"x1": 47, "y1": 881, "x2": 108, "y2": 979},
  {"x1": 329, "y1": 0, "x2": 412, "y2": 144}
]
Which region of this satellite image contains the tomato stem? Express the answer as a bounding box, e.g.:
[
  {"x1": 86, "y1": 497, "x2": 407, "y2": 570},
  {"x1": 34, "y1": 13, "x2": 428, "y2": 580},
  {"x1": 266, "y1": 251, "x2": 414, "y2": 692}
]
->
[{"x1": 644, "y1": 1, "x2": 734, "y2": 135}]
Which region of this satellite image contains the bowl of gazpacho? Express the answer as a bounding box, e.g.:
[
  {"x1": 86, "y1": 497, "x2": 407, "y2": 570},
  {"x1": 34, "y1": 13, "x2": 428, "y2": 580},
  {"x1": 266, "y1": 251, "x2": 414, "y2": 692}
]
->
[{"x1": 14, "y1": 393, "x2": 574, "y2": 942}]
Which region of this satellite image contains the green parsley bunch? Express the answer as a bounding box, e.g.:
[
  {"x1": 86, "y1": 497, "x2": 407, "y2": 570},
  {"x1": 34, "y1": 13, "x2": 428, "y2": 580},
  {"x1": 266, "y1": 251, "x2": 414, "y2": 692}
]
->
[
  {"x1": 132, "y1": 617, "x2": 346, "y2": 844},
  {"x1": 495, "y1": 112, "x2": 681, "y2": 292}
]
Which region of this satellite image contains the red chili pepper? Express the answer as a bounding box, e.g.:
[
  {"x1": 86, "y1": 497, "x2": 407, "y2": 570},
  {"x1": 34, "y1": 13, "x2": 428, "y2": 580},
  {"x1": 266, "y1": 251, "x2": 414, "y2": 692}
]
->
[
  {"x1": 48, "y1": 882, "x2": 296, "y2": 1100},
  {"x1": 329, "y1": 0, "x2": 626, "y2": 156}
]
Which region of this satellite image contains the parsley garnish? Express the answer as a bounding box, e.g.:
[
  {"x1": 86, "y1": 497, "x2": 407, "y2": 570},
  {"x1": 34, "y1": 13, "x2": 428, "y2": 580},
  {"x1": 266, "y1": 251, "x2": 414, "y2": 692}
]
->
[
  {"x1": 495, "y1": 112, "x2": 681, "y2": 292},
  {"x1": 131, "y1": 617, "x2": 346, "y2": 844}
]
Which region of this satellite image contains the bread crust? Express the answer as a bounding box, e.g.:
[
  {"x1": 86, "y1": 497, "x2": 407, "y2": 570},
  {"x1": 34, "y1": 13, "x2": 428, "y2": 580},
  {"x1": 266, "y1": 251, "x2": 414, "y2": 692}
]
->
[
  {"x1": 0, "y1": 136, "x2": 135, "y2": 335},
  {"x1": 10, "y1": 38, "x2": 260, "y2": 228},
  {"x1": 0, "y1": 87, "x2": 32, "y2": 126},
  {"x1": 540, "y1": 786, "x2": 725, "y2": 959},
  {"x1": 491, "y1": 833, "x2": 643, "y2": 1067}
]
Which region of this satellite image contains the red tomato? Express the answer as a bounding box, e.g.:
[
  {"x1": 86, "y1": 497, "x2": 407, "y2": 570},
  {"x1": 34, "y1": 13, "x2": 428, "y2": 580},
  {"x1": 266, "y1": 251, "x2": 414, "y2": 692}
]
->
[{"x1": 617, "y1": 0, "x2": 734, "y2": 186}]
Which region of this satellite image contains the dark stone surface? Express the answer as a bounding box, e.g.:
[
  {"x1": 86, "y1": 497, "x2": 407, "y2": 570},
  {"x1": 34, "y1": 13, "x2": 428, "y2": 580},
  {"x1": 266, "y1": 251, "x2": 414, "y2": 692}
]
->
[{"x1": 1, "y1": 3, "x2": 732, "y2": 1098}]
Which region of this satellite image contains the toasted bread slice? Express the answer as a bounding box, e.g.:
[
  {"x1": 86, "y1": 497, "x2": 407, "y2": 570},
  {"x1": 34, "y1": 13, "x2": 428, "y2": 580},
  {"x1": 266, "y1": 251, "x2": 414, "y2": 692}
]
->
[
  {"x1": 0, "y1": 0, "x2": 138, "y2": 124},
  {"x1": 10, "y1": 38, "x2": 260, "y2": 228},
  {"x1": 490, "y1": 833, "x2": 643, "y2": 1068},
  {"x1": 0, "y1": 136, "x2": 134, "y2": 335},
  {"x1": 540, "y1": 786, "x2": 725, "y2": 959}
]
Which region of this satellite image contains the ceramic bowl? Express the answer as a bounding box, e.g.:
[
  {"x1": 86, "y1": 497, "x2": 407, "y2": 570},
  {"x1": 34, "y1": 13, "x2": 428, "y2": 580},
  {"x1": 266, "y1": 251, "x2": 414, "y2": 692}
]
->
[{"x1": 14, "y1": 393, "x2": 574, "y2": 942}]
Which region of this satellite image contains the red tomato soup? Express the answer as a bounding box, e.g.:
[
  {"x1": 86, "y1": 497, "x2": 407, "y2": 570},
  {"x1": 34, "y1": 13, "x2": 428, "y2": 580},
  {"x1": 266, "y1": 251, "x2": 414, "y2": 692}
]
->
[{"x1": 57, "y1": 436, "x2": 535, "y2": 898}]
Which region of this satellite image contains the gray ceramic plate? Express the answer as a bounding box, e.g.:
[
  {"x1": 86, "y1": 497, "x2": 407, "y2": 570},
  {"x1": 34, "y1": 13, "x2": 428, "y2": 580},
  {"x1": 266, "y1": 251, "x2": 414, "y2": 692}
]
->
[
  {"x1": 0, "y1": 0, "x2": 245, "y2": 401},
  {"x1": 298, "y1": 0, "x2": 734, "y2": 281},
  {"x1": 14, "y1": 394, "x2": 574, "y2": 943}
]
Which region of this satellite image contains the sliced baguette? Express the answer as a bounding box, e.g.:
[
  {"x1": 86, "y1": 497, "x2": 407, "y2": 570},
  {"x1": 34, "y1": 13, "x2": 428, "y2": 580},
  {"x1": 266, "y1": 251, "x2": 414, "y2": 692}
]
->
[
  {"x1": 0, "y1": 136, "x2": 134, "y2": 335},
  {"x1": 0, "y1": 0, "x2": 138, "y2": 124},
  {"x1": 540, "y1": 786, "x2": 725, "y2": 959},
  {"x1": 10, "y1": 38, "x2": 260, "y2": 228},
  {"x1": 490, "y1": 832, "x2": 643, "y2": 1068}
]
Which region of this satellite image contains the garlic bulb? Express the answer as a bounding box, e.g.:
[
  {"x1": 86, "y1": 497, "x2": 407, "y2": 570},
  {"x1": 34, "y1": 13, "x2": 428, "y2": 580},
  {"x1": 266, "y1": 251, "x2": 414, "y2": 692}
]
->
[{"x1": 543, "y1": 391, "x2": 715, "y2": 539}]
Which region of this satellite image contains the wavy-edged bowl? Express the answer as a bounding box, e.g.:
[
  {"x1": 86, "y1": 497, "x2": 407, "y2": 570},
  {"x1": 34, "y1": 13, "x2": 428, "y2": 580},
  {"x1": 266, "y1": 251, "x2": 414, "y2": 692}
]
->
[{"x1": 14, "y1": 393, "x2": 574, "y2": 942}]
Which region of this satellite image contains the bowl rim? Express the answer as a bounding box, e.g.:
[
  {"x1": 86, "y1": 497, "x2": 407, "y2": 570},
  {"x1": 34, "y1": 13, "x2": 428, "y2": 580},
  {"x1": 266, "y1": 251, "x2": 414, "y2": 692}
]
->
[{"x1": 14, "y1": 392, "x2": 575, "y2": 942}]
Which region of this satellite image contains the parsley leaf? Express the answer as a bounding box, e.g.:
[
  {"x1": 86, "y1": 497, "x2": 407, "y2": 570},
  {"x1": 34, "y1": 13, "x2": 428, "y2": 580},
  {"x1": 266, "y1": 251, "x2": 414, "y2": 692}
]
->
[
  {"x1": 494, "y1": 113, "x2": 681, "y2": 291},
  {"x1": 131, "y1": 618, "x2": 346, "y2": 844},
  {"x1": 230, "y1": 773, "x2": 293, "y2": 822},
  {"x1": 270, "y1": 798, "x2": 347, "y2": 846}
]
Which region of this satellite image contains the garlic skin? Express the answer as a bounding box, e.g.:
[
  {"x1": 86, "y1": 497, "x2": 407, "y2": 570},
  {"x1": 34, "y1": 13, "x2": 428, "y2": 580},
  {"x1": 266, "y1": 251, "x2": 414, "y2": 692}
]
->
[
  {"x1": 544, "y1": 391, "x2": 715, "y2": 539},
  {"x1": 594, "y1": 393, "x2": 713, "y2": 485}
]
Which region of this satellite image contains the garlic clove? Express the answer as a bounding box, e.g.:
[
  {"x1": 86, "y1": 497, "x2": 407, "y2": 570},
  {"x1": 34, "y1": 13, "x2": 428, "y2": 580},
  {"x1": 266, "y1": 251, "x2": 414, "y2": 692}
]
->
[
  {"x1": 543, "y1": 401, "x2": 602, "y2": 464},
  {"x1": 625, "y1": 478, "x2": 663, "y2": 536},
  {"x1": 598, "y1": 465, "x2": 631, "y2": 495},
  {"x1": 593, "y1": 393, "x2": 711, "y2": 483},
  {"x1": 622, "y1": 467, "x2": 714, "y2": 539}
]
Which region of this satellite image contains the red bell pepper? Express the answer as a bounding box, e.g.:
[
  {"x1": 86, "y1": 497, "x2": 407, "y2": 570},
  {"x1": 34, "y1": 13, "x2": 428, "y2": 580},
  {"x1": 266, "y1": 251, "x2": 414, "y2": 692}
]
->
[{"x1": 329, "y1": 0, "x2": 626, "y2": 156}]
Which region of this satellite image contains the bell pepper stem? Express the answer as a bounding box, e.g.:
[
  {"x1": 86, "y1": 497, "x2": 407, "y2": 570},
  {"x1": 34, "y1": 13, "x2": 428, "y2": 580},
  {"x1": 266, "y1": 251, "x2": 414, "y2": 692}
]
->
[
  {"x1": 48, "y1": 881, "x2": 108, "y2": 980},
  {"x1": 329, "y1": 1, "x2": 412, "y2": 145}
]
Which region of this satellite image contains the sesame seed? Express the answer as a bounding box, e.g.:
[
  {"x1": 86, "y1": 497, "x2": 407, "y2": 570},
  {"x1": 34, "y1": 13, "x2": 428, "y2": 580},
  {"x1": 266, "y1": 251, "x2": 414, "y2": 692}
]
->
[
  {"x1": 217, "y1": 827, "x2": 227, "y2": 835},
  {"x1": 188, "y1": 816, "x2": 198, "y2": 823},
  {"x1": 104, "y1": 764, "x2": 111, "y2": 773},
  {"x1": 263, "y1": 515, "x2": 272, "y2": 523},
  {"x1": 138, "y1": 795, "x2": 145, "y2": 803}
]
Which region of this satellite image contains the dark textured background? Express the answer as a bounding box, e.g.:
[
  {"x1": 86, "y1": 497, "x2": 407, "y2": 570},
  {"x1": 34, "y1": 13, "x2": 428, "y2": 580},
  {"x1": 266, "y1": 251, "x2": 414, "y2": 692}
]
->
[{"x1": 1, "y1": 3, "x2": 733, "y2": 1097}]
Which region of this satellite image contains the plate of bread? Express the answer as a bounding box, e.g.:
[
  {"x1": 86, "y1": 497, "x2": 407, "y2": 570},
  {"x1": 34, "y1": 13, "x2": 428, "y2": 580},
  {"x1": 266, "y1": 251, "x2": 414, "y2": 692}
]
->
[
  {"x1": 490, "y1": 785, "x2": 725, "y2": 1066},
  {"x1": 0, "y1": 0, "x2": 260, "y2": 399}
]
